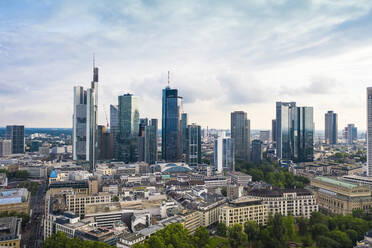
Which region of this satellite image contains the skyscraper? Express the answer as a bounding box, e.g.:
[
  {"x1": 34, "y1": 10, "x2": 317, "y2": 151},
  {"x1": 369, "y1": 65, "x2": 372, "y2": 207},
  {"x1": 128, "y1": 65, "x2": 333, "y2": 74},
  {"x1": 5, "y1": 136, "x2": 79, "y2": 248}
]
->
[
  {"x1": 186, "y1": 123, "x2": 201, "y2": 167},
  {"x1": 214, "y1": 135, "x2": 234, "y2": 172},
  {"x1": 276, "y1": 102, "x2": 314, "y2": 162},
  {"x1": 325, "y1": 111, "x2": 338, "y2": 145},
  {"x1": 162, "y1": 87, "x2": 182, "y2": 161},
  {"x1": 272, "y1": 119, "x2": 276, "y2": 146},
  {"x1": 276, "y1": 102, "x2": 296, "y2": 160},
  {"x1": 117, "y1": 93, "x2": 140, "y2": 162},
  {"x1": 367, "y1": 87, "x2": 372, "y2": 176},
  {"x1": 72, "y1": 64, "x2": 98, "y2": 172},
  {"x1": 181, "y1": 113, "x2": 188, "y2": 154},
  {"x1": 145, "y1": 119, "x2": 158, "y2": 165},
  {"x1": 346, "y1": 124, "x2": 357, "y2": 145},
  {"x1": 0, "y1": 140, "x2": 12, "y2": 156},
  {"x1": 293, "y1": 107, "x2": 314, "y2": 162},
  {"x1": 231, "y1": 111, "x2": 250, "y2": 162},
  {"x1": 110, "y1": 104, "x2": 119, "y2": 158},
  {"x1": 251, "y1": 139, "x2": 263, "y2": 163},
  {"x1": 5, "y1": 125, "x2": 24, "y2": 154}
]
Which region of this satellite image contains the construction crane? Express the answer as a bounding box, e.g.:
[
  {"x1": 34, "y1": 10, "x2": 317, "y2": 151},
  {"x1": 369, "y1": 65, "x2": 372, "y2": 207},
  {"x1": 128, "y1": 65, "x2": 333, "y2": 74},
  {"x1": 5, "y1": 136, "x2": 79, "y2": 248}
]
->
[{"x1": 103, "y1": 105, "x2": 109, "y2": 128}]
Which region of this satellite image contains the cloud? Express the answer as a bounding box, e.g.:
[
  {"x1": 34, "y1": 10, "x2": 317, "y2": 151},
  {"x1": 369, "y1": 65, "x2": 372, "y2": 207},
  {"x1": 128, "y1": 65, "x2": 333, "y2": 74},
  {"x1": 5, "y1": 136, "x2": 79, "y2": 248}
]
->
[{"x1": 279, "y1": 76, "x2": 338, "y2": 96}]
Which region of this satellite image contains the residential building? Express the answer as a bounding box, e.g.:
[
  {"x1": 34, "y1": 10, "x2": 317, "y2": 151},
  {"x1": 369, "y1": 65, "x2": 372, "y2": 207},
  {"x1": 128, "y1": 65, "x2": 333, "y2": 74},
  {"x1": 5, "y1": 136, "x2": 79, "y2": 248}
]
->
[
  {"x1": 0, "y1": 217, "x2": 22, "y2": 248},
  {"x1": 231, "y1": 111, "x2": 250, "y2": 162},
  {"x1": 186, "y1": 124, "x2": 201, "y2": 167},
  {"x1": 249, "y1": 188, "x2": 318, "y2": 218},
  {"x1": 5, "y1": 125, "x2": 24, "y2": 154},
  {"x1": 162, "y1": 86, "x2": 182, "y2": 161},
  {"x1": 198, "y1": 199, "x2": 226, "y2": 227},
  {"x1": 0, "y1": 140, "x2": 12, "y2": 156},
  {"x1": 180, "y1": 211, "x2": 202, "y2": 234},
  {"x1": 325, "y1": 111, "x2": 338, "y2": 145},
  {"x1": 219, "y1": 197, "x2": 268, "y2": 227},
  {"x1": 311, "y1": 176, "x2": 372, "y2": 215}
]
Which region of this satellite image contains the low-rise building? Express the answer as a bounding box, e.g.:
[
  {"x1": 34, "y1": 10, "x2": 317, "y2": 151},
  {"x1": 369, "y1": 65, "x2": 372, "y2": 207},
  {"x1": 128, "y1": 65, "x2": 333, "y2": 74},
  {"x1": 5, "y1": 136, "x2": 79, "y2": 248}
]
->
[
  {"x1": 0, "y1": 140, "x2": 12, "y2": 157},
  {"x1": 0, "y1": 188, "x2": 30, "y2": 214},
  {"x1": 0, "y1": 216, "x2": 22, "y2": 248},
  {"x1": 228, "y1": 171, "x2": 252, "y2": 186},
  {"x1": 180, "y1": 211, "x2": 202, "y2": 234},
  {"x1": 311, "y1": 176, "x2": 372, "y2": 215},
  {"x1": 198, "y1": 198, "x2": 227, "y2": 227},
  {"x1": 249, "y1": 188, "x2": 318, "y2": 218},
  {"x1": 219, "y1": 197, "x2": 268, "y2": 227}
]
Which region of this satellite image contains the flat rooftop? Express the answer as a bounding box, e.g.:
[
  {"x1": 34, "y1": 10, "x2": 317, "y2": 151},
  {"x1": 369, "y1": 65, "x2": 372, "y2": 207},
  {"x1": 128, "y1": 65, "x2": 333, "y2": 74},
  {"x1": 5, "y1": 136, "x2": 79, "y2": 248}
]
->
[{"x1": 313, "y1": 176, "x2": 358, "y2": 189}]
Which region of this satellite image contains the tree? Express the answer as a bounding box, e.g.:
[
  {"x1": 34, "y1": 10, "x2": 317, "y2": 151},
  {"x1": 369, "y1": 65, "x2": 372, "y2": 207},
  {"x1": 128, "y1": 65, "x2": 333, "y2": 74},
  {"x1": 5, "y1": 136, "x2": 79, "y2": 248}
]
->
[
  {"x1": 193, "y1": 226, "x2": 209, "y2": 248},
  {"x1": 316, "y1": 235, "x2": 340, "y2": 248},
  {"x1": 296, "y1": 217, "x2": 308, "y2": 236},
  {"x1": 216, "y1": 222, "x2": 227, "y2": 237},
  {"x1": 112, "y1": 196, "x2": 119, "y2": 202},
  {"x1": 311, "y1": 223, "x2": 329, "y2": 239},
  {"x1": 244, "y1": 221, "x2": 260, "y2": 245},
  {"x1": 43, "y1": 232, "x2": 113, "y2": 248},
  {"x1": 283, "y1": 215, "x2": 295, "y2": 240},
  {"x1": 346, "y1": 229, "x2": 358, "y2": 245},
  {"x1": 327, "y1": 230, "x2": 352, "y2": 248},
  {"x1": 228, "y1": 224, "x2": 248, "y2": 248},
  {"x1": 221, "y1": 186, "x2": 227, "y2": 197}
]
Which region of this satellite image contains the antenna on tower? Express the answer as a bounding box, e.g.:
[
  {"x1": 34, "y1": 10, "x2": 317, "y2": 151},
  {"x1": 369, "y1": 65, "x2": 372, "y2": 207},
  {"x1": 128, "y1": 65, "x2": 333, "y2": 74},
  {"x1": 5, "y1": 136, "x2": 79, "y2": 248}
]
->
[
  {"x1": 93, "y1": 53, "x2": 95, "y2": 69},
  {"x1": 168, "y1": 71, "x2": 170, "y2": 87}
]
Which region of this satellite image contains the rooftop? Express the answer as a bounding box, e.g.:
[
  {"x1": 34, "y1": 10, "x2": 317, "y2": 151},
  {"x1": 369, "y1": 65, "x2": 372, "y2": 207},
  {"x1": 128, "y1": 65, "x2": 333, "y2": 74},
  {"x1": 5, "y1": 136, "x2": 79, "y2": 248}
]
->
[{"x1": 313, "y1": 176, "x2": 358, "y2": 189}]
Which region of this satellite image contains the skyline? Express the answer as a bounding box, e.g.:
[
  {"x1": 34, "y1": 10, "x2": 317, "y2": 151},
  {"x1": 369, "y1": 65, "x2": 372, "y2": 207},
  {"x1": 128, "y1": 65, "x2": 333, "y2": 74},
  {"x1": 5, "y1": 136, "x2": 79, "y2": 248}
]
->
[{"x1": 2, "y1": 1, "x2": 372, "y2": 129}]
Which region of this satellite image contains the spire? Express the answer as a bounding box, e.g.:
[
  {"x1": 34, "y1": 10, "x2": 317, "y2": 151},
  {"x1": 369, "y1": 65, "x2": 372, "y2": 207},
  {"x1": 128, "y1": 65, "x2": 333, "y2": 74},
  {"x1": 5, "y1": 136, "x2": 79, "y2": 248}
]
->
[{"x1": 93, "y1": 53, "x2": 98, "y2": 83}]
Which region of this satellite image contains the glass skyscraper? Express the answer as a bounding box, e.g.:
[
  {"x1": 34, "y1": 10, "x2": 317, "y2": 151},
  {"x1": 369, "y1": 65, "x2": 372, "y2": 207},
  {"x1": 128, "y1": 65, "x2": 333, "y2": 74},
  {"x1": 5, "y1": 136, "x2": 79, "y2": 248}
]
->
[
  {"x1": 276, "y1": 102, "x2": 296, "y2": 160},
  {"x1": 145, "y1": 119, "x2": 158, "y2": 165},
  {"x1": 325, "y1": 110, "x2": 338, "y2": 145},
  {"x1": 162, "y1": 87, "x2": 182, "y2": 161},
  {"x1": 186, "y1": 123, "x2": 201, "y2": 167},
  {"x1": 181, "y1": 113, "x2": 188, "y2": 154},
  {"x1": 5, "y1": 125, "x2": 24, "y2": 154},
  {"x1": 231, "y1": 111, "x2": 250, "y2": 162}
]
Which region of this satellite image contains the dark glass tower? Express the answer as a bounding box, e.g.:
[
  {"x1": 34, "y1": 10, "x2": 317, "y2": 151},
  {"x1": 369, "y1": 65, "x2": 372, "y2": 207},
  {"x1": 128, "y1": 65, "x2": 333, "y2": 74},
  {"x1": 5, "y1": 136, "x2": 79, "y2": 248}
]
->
[
  {"x1": 294, "y1": 107, "x2": 314, "y2": 162},
  {"x1": 231, "y1": 111, "x2": 250, "y2": 162},
  {"x1": 186, "y1": 123, "x2": 201, "y2": 166},
  {"x1": 325, "y1": 111, "x2": 338, "y2": 145},
  {"x1": 162, "y1": 87, "x2": 182, "y2": 161},
  {"x1": 6, "y1": 125, "x2": 24, "y2": 154}
]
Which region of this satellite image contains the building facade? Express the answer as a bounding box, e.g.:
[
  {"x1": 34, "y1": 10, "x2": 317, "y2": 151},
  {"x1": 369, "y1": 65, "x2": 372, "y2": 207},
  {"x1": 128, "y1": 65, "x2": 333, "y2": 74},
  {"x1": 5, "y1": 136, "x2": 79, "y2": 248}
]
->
[
  {"x1": 181, "y1": 113, "x2": 188, "y2": 154},
  {"x1": 144, "y1": 119, "x2": 158, "y2": 165},
  {"x1": 0, "y1": 140, "x2": 12, "y2": 156},
  {"x1": 186, "y1": 124, "x2": 201, "y2": 167},
  {"x1": 325, "y1": 110, "x2": 338, "y2": 145},
  {"x1": 251, "y1": 139, "x2": 263, "y2": 163},
  {"x1": 162, "y1": 87, "x2": 182, "y2": 161},
  {"x1": 214, "y1": 136, "x2": 234, "y2": 172},
  {"x1": 5, "y1": 125, "x2": 24, "y2": 154},
  {"x1": 231, "y1": 111, "x2": 250, "y2": 162}
]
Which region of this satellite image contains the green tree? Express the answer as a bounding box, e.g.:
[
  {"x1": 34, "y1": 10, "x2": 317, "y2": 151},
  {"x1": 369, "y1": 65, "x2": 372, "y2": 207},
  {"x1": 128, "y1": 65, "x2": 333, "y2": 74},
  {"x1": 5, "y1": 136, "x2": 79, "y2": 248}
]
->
[
  {"x1": 311, "y1": 223, "x2": 329, "y2": 239},
  {"x1": 327, "y1": 230, "x2": 352, "y2": 248},
  {"x1": 193, "y1": 226, "x2": 209, "y2": 248},
  {"x1": 221, "y1": 186, "x2": 227, "y2": 197},
  {"x1": 346, "y1": 229, "x2": 358, "y2": 245},
  {"x1": 43, "y1": 232, "x2": 113, "y2": 248},
  {"x1": 228, "y1": 224, "x2": 248, "y2": 248},
  {"x1": 244, "y1": 220, "x2": 260, "y2": 246},
  {"x1": 216, "y1": 222, "x2": 227, "y2": 237},
  {"x1": 316, "y1": 235, "x2": 340, "y2": 248}
]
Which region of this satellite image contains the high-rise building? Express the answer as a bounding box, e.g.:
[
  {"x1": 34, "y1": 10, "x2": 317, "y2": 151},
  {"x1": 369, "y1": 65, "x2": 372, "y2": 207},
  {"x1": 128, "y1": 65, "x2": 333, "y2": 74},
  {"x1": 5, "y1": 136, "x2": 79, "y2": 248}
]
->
[
  {"x1": 162, "y1": 87, "x2": 182, "y2": 161},
  {"x1": 110, "y1": 104, "x2": 119, "y2": 158},
  {"x1": 138, "y1": 118, "x2": 148, "y2": 162},
  {"x1": 276, "y1": 102, "x2": 296, "y2": 160},
  {"x1": 325, "y1": 111, "x2": 338, "y2": 145},
  {"x1": 346, "y1": 124, "x2": 357, "y2": 145},
  {"x1": 214, "y1": 135, "x2": 234, "y2": 172},
  {"x1": 97, "y1": 125, "x2": 113, "y2": 160},
  {"x1": 272, "y1": 119, "x2": 276, "y2": 146},
  {"x1": 144, "y1": 119, "x2": 158, "y2": 165},
  {"x1": 0, "y1": 140, "x2": 12, "y2": 156},
  {"x1": 276, "y1": 102, "x2": 314, "y2": 162},
  {"x1": 231, "y1": 111, "x2": 250, "y2": 162},
  {"x1": 368, "y1": 87, "x2": 372, "y2": 176},
  {"x1": 72, "y1": 65, "x2": 98, "y2": 172},
  {"x1": 186, "y1": 123, "x2": 201, "y2": 167},
  {"x1": 117, "y1": 93, "x2": 140, "y2": 163},
  {"x1": 293, "y1": 107, "x2": 314, "y2": 162},
  {"x1": 251, "y1": 139, "x2": 263, "y2": 163},
  {"x1": 6, "y1": 125, "x2": 24, "y2": 154},
  {"x1": 181, "y1": 113, "x2": 188, "y2": 154},
  {"x1": 259, "y1": 130, "x2": 270, "y2": 144}
]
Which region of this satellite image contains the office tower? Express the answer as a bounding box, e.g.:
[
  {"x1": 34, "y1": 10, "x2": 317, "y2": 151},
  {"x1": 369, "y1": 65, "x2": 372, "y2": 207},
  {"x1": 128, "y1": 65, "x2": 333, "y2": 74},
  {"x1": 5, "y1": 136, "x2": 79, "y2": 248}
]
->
[
  {"x1": 293, "y1": 107, "x2": 314, "y2": 162},
  {"x1": 251, "y1": 139, "x2": 263, "y2": 163},
  {"x1": 367, "y1": 87, "x2": 372, "y2": 176},
  {"x1": 181, "y1": 113, "x2": 188, "y2": 154},
  {"x1": 117, "y1": 93, "x2": 140, "y2": 162},
  {"x1": 138, "y1": 118, "x2": 148, "y2": 162},
  {"x1": 214, "y1": 135, "x2": 235, "y2": 172},
  {"x1": 325, "y1": 111, "x2": 338, "y2": 145},
  {"x1": 5, "y1": 125, "x2": 24, "y2": 154},
  {"x1": 272, "y1": 119, "x2": 277, "y2": 146},
  {"x1": 97, "y1": 125, "x2": 113, "y2": 160},
  {"x1": 110, "y1": 104, "x2": 119, "y2": 158},
  {"x1": 259, "y1": 130, "x2": 270, "y2": 144},
  {"x1": 276, "y1": 102, "x2": 296, "y2": 160},
  {"x1": 145, "y1": 119, "x2": 158, "y2": 165},
  {"x1": 0, "y1": 140, "x2": 12, "y2": 156},
  {"x1": 186, "y1": 123, "x2": 201, "y2": 167},
  {"x1": 162, "y1": 87, "x2": 182, "y2": 161},
  {"x1": 346, "y1": 124, "x2": 357, "y2": 145},
  {"x1": 72, "y1": 65, "x2": 98, "y2": 171},
  {"x1": 231, "y1": 111, "x2": 250, "y2": 162}
]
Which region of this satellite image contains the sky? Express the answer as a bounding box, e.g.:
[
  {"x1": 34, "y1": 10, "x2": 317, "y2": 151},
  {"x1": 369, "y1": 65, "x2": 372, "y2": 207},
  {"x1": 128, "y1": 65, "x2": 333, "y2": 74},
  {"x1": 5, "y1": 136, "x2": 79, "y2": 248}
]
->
[{"x1": 1, "y1": 0, "x2": 372, "y2": 130}]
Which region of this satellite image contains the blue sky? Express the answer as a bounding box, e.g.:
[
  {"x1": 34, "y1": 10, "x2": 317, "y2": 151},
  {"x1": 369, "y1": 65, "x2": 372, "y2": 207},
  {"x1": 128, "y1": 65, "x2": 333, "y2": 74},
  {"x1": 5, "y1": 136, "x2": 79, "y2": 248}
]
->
[{"x1": 1, "y1": 0, "x2": 372, "y2": 130}]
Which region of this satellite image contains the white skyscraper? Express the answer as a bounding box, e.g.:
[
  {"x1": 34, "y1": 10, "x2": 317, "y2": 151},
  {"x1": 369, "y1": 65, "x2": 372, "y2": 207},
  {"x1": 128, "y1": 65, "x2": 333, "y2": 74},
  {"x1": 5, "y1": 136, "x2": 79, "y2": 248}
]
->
[
  {"x1": 367, "y1": 87, "x2": 372, "y2": 176},
  {"x1": 214, "y1": 133, "x2": 235, "y2": 173},
  {"x1": 72, "y1": 65, "x2": 99, "y2": 172}
]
